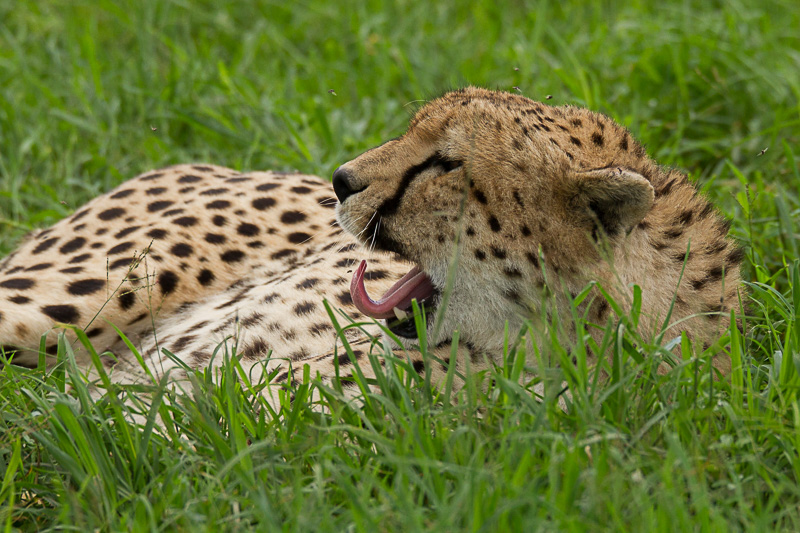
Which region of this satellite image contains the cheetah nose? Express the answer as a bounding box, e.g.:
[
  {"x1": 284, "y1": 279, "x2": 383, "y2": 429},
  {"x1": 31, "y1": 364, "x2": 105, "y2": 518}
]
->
[{"x1": 332, "y1": 166, "x2": 364, "y2": 204}]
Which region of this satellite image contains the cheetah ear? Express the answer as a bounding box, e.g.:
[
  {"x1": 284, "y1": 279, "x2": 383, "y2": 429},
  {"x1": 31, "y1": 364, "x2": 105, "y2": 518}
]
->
[{"x1": 573, "y1": 167, "x2": 654, "y2": 239}]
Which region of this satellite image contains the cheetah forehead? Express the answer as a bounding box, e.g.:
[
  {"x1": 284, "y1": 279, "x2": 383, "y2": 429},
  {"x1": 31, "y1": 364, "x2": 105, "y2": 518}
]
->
[{"x1": 404, "y1": 86, "x2": 649, "y2": 175}]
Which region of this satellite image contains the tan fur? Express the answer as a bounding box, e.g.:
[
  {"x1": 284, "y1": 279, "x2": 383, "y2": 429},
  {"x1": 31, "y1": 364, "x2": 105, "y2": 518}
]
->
[{"x1": 0, "y1": 88, "x2": 742, "y2": 403}]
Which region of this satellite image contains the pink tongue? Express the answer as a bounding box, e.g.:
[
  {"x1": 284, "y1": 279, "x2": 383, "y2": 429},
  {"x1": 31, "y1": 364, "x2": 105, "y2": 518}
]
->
[{"x1": 350, "y1": 260, "x2": 435, "y2": 319}]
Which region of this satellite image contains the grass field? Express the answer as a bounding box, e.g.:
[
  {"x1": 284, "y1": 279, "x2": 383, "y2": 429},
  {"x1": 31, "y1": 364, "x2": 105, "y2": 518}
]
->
[{"x1": 2, "y1": 0, "x2": 800, "y2": 530}]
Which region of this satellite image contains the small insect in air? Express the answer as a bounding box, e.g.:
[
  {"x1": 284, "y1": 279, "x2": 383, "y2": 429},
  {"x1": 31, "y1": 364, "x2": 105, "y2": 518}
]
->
[
  {"x1": 757, "y1": 147, "x2": 768, "y2": 157},
  {"x1": 513, "y1": 67, "x2": 519, "y2": 71},
  {"x1": 512, "y1": 86, "x2": 521, "y2": 92},
  {"x1": 545, "y1": 95, "x2": 553, "y2": 100},
  {"x1": 150, "y1": 126, "x2": 157, "y2": 131},
  {"x1": 328, "y1": 89, "x2": 337, "y2": 96}
]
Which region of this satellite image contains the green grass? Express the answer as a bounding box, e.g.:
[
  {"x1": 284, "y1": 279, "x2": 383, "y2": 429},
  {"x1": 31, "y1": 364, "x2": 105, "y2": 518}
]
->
[{"x1": 2, "y1": 0, "x2": 800, "y2": 530}]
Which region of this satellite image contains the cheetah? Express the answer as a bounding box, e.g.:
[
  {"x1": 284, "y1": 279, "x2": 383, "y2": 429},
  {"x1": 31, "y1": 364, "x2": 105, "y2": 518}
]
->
[{"x1": 0, "y1": 87, "x2": 743, "y2": 403}]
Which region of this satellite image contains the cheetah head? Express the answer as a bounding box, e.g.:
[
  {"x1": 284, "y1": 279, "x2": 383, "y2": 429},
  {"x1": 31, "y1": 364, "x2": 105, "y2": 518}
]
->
[{"x1": 333, "y1": 87, "x2": 655, "y2": 352}]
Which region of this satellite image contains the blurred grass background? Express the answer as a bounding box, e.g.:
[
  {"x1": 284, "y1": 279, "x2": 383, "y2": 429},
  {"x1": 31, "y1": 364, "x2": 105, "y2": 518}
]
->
[{"x1": 2, "y1": 0, "x2": 800, "y2": 530}]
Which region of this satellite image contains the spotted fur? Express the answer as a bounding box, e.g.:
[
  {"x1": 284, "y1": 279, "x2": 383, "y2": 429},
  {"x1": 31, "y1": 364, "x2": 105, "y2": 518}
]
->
[{"x1": 0, "y1": 88, "x2": 742, "y2": 401}]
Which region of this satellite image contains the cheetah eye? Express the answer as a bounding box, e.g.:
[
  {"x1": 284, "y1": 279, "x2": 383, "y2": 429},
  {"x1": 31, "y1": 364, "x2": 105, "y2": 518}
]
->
[{"x1": 432, "y1": 153, "x2": 463, "y2": 173}]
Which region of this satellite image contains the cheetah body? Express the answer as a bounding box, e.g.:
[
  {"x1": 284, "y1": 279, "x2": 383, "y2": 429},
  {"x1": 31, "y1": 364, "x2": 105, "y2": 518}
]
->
[{"x1": 0, "y1": 88, "x2": 743, "y2": 397}]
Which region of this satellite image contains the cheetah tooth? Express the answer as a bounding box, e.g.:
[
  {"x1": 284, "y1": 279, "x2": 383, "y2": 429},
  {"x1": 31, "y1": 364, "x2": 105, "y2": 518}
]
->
[{"x1": 393, "y1": 307, "x2": 409, "y2": 321}]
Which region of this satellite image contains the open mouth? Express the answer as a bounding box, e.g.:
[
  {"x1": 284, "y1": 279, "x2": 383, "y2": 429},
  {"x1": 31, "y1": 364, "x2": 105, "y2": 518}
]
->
[{"x1": 350, "y1": 260, "x2": 437, "y2": 338}]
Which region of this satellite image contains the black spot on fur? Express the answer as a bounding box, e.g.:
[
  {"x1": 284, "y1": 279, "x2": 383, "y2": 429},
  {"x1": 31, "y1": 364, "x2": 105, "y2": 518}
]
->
[
  {"x1": 205, "y1": 200, "x2": 231, "y2": 210},
  {"x1": 197, "y1": 269, "x2": 215, "y2": 286},
  {"x1": 32, "y1": 237, "x2": 59, "y2": 254},
  {"x1": 520, "y1": 225, "x2": 531, "y2": 237},
  {"x1": 200, "y1": 188, "x2": 229, "y2": 196},
  {"x1": 335, "y1": 258, "x2": 357, "y2": 268},
  {"x1": 158, "y1": 271, "x2": 179, "y2": 295},
  {"x1": 271, "y1": 249, "x2": 295, "y2": 260},
  {"x1": 68, "y1": 253, "x2": 92, "y2": 264},
  {"x1": 173, "y1": 216, "x2": 198, "y2": 227},
  {"x1": 337, "y1": 291, "x2": 353, "y2": 305},
  {"x1": 237, "y1": 223, "x2": 259, "y2": 236},
  {"x1": 212, "y1": 215, "x2": 227, "y2": 226},
  {"x1": 671, "y1": 249, "x2": 692, "y2": 263},
  {"x1": 570, "y1": 136, "x2": 582, "y2": 147},
  {"x1": 727, "y1": 247, "x2": 744, "y2": 264},
  {"x1": 221, "y1": 250, "x2": 245, "y2": 263},
  {"x1": 147, "y1": 228, "x2": 168, "y2": 239},
  {"x1": 98, "y1": 208, "x2": 125, "y2": 221},
  {"x1": 147, "y1": 201, "x2": 173, "y2": 213},
  {"x1": 110, "y1": 189, "x2": 135, "y2": 199},
  {"x1": 526, "y1": 252, "x2": 539, "y2": 267},
  {"x1": 658, "y1": 179, "x2": 676, "y2": 197},
  {"x1": 108, "y1": 258, "x2": 130, "y2": 270},
  {"x1": 59, "y1": 237, "x2": 87, "y2": 254},
  {"x1": 9, "y1": 296, "x2": 30, "y2": 304},
  {"x1": 256, "y1": 183, "x2": 280, "y2": 192},
  {"x1": 488, "y1": 215, "x2": 501, "y2": 232},
  {"x1": 178, "y1": 175, "x2": 202, "y2": 183},
  {"x1": 597, "y1": 299, "x2": 609, "y2": 319},
  {"x1": 310, "y1": 323, "x2": 332, "y2": 336},
  {"x1": 71, "y1": 210, "x2": 90, "y2": 223},
  {"x1": 67, "y1": 279, "x2": 105, "y2": 296},
  {"x1": 491, "y1": 247, "x2": 507, "y2": 259},
  {"x1": 205, "y1": 233, "x2": 226, "y2": 245},
  {"x1": 293, "y1": 301, "x2": 316, "y2": 315},
  {"x1": 503, "y1": 288, "x2": 522, "y2": 303},
  {"x1": 170, "y1": 243, "x2": 193, "y2": 257},
  {"x1": 146, "y1": 187, "x2": 167, "y2": 195},
  {"x1": 364, "y1": 269, "x2": 389, "y2": 280},
  {"x1": 172, "y1": 335, "x2": 195, "y2": 352},
  {"x1": 252, "y1": 198, "x2": 276, "y2": 210},
  {"x1": 107, "y1": 242, "x2": 134, "y2": 255},
  {"x1": 115, "y1": 227, "x2": 141, "y2": 239},
  {"x1": 288, "y1": 232, "x2": 311, "y2": 244},
  {"x1": 25, "y1": 263, "x2": 52, "y2": 272},
  {"x1": 474, "y1": 249, "x2": 486, "y2": 261},
  {"x1": 281, "y1": 211, "x2": 307, "y2": 224},
  {"x1": 474, "y1": 189, "x2": 488, "y2": 204},
  {"x1": 0, "y1": 278, "x2": 35, "y2": 290},
  {"x1": 698, "y1": 203, "x2": 714, "y2": 220},
  {"x1": 129, "y1": 312, "x2": 147, "y2": 323},
  {"x1": 41, "y1": 305, "x2": 79, "y2": 324}
]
